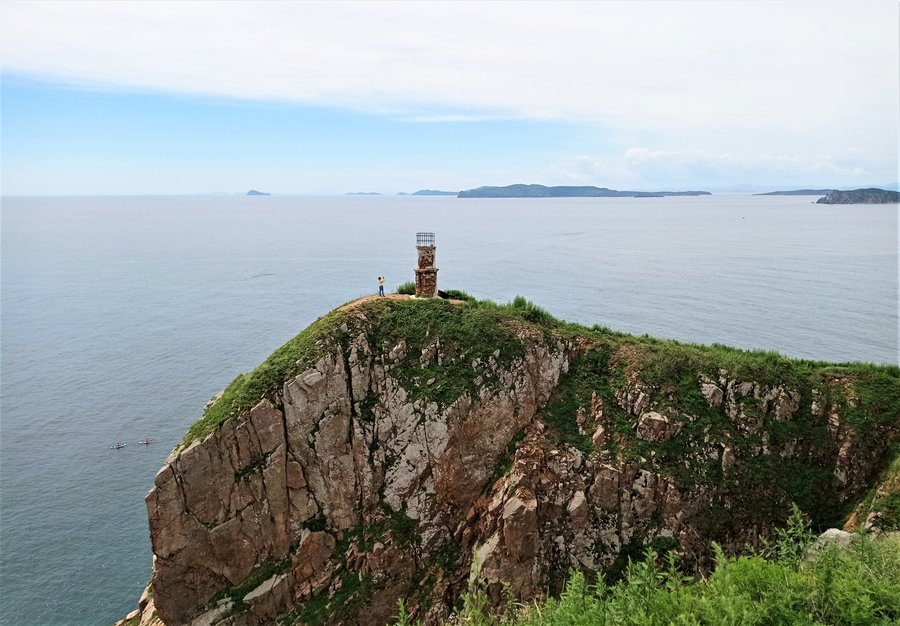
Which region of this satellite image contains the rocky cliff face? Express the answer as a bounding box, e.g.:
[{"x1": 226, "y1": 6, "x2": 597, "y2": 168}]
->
[{"x1": 136, "y1": 298, "x2": 899, "y2": 626}]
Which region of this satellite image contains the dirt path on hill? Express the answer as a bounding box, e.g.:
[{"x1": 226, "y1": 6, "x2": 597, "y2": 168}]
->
[
  {"x1": 337, "y1": 293, "x2": 413, "y2": 311},
  {"x1": 338, "y1": 293, "x2": 466, "y2": 312}
]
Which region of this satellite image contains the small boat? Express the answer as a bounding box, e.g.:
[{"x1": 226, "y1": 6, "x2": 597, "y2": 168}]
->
[
  {"x1": 110, "y1": 442, "x2": 127, "y2": 450},
  {"x1": 138, "y1": 438, "x2": 154, "y2": 445}
]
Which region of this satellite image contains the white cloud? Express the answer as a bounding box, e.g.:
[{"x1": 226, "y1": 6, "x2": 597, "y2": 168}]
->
[
  {"x1": 1, "y1": 2, "x2": 897, "y2": 144},
  {"x1": 544, "y1": 148, "x2": 896, "y2": 190},
  {"x1": 2, "y1": 0, "x2": 898, "y2": 192}
]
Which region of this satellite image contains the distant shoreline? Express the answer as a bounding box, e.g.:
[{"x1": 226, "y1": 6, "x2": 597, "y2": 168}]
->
[{"x1": 457, "y1": 184, "x2": 711, "y2": 198}]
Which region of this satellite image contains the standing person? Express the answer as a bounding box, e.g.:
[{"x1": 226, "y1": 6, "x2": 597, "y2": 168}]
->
[{"x1": 378, "y1": 276, "x2": 385, "y2": 296}]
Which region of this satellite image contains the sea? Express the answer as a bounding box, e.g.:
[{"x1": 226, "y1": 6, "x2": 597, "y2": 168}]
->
[{"x1": 0, "y1": 194, "x2": 897, "y2": 625}]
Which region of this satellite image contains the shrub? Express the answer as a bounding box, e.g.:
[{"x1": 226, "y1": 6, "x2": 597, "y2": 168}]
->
[
  {"x1": 397, "y1": 281, "x2": 416, "y2": 295},
  {"x1": 444, "y1": 289, "x2": 476, "y2": 302},
  {"x1": 505, "y1": 296, "x2": 559, "y2": 327},
  {"x1": 434, "y1": 512, "x2": 900, "y2": 626}
]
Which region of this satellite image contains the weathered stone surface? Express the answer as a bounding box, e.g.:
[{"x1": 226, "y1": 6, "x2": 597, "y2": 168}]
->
[
  {"x1": 145, "y1": 321, "x2": 573, "y2": 626},
  {"x1": 636, "y1": 412, "x2": 681, "y2": 443},
  {"x1": 113, "y1": 610, "x2": 139, "y2": 626},
  {"x1": 773, "y1": 388, "x2": 801, "y2": 422},
  {"x1": 806, "y1": 528, "x2": 859, "y2": 559},
  {"x1": 135, "y1": 314, "x2": 898, "y2": 626},
  {"x1": 700, "y1": 377, "x2": 724, "y2": 408},
  {"x1": 415, "y1": 245, "x2": 438, "y2": 297}
]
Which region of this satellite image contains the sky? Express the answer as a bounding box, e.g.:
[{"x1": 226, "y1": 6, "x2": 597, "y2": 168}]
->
[{"x1": 1, "y1": 1, "x2": 898, "y2": 195}]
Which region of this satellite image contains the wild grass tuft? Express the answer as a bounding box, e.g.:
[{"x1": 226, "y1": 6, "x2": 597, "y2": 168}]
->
[{"x1": 433, "y1": 513, "x2": 900, "y2": 626}]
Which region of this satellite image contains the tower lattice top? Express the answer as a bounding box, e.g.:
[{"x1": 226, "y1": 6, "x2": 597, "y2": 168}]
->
[{"x1": 416, "y1": 232, "x2": 435, "y2": 247}]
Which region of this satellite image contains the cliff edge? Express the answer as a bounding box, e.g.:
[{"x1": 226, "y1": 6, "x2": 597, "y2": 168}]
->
[{"x1": 133, "y1": 296, "x2": 899, "y2": 626}]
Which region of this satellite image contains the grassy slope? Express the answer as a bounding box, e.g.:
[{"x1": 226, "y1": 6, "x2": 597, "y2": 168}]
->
[
  {"x1": 181, "y1": 296, "x2": 899, "y2": 501},
  {"x1": 175, "y1": 293, "x2": 899, "y2": 624}
]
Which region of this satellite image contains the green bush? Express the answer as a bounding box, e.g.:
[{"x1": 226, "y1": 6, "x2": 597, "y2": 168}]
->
[
  {"x1": 443, "y1": 288, "x2": 476, "y2": 302},
  {"x1": 432, "y1": 509, "x2": 900, "y2": 626},
  {"x1": 435, "y1": 515, "x2": 900, "y2": 626},
  {"x1": 397, "y1": 281, "x2": 416, "y2": 295},
  {"x1": 508, "y1": 295, "x2": 558, "y2": 326}
]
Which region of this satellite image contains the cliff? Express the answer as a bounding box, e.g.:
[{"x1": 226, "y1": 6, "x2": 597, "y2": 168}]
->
[
  {"x1": 457, "y1": 185, "x2": 711, "y2": 198},
  {"x1": 134, "y1": 297, "x2": 899, "y2": 626},
  {"x1": 816, "y1": 188, "x2": 900, "y2": 204}
]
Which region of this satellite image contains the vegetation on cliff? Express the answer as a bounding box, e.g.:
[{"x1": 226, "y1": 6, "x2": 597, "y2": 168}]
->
[
  {"x1": 161, "y1": 294, "x2": 898, "y2": 626},
  {"x1": 186, "y1": 293, "x2": 898, "y2": 527},
  {"x1": 183, "y1": 307, "x2": 352, "y2": 445},
  {"x1": 433, "y1": 512, "x2": 900, "y2": 626},
  {"x1": 184, "y1": 293, "x2": 557, "y2": 446},
  {"x1": 846, "y1": 456, "x2": 900, "y2": 532}
]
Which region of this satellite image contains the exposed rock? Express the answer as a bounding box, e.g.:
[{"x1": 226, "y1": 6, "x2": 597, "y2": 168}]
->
[
  {"x1": 591, "y1": 425, "x2": 606, "y2": 448},
  {"x1": 805, "y1": 528, "x2": 860, "y2": 559},
  {"x1": 113, "y1": 610, "x2": 139, "y2": 626},
  {"x1": 636, "y1": 412, "x2": 681, "y2": 443},
  {"x1": 699, "y1": 376, "x2": 724, "y2": 408},
  {"x1": 721, "y1": 446, "x2": 737, "y2": 474},
  {"x1": 130, "y1": 300, "x2": 899, "y2": 626},
  {"x1": 146, "y1": 314, "x2": 572, "y2": 625},
  {"x1": 773, "y1": 388, "x2": 801, "y2": 422}
]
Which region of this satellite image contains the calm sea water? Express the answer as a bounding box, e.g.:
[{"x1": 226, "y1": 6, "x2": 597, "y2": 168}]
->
[{"x1": 0, "y1": 195, "x2": 897, "y2": 625}]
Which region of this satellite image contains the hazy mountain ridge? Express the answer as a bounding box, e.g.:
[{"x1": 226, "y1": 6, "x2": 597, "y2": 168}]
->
[
  {"x1": 816, "y1": 188, "x2": 900, "y2": 204},
  {"x1": 457, "y1": 184, "x2": 711, "y2": 198}
]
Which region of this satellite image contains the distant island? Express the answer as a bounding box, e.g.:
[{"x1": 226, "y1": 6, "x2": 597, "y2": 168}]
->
[
  {"x1": 754, "y1": 189, "x2": 834, "y2": 196},
  {"x1": 246, "y1": 189, "x2": 270, "y2": 196},
  {"x1": 412, "y1": 189, "x2": 458, "y2": 196},
  {"x1": 346, "y1": 192, "x2": 383, "y2": 196},
  {"x1": 457, "y1": 184, "x2": 711, "y2": 198},
  {"x1": 816, "y1": 188, "x2": 899, "y2": 204}
]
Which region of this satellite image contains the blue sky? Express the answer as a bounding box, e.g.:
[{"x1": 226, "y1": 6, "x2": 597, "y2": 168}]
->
[
  {"x1": 1, "y1": 1, "x2": 898, "y2": 195},
  {"x1": 1, "y1": 75, "x2": 590, "y2": 194}
]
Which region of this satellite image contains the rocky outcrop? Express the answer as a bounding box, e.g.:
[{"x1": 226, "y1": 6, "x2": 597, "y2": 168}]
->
[
  {"x1": 843, "y1": 455, "x2": 900, "y2": 533},
  {"x1": 133, "y1": 299, "x2": 899, "y2": 626},
  {"x1": 147, "y1": 308, "x2": 573, "y2": 625}
]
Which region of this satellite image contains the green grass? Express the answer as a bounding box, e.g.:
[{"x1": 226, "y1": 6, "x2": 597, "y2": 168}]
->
[
  {"x1": 210, "y1": 556, "x2": 292, "y2": 613},
  {"x1": 181, "y1": 309, "x2": 349, "y2": 446},
  {"x1": 360, "y1": 297, "x2": 535, "y2": 409},
  {"x1": 534, "y1": 329, "x2": 898, "y2": 532},
  {"x1": 443, "y1": 288, "x2": 476, "y2": 302},
  {"x1": 397, "y1": 281, "x2": 416, "y2": 295},
  {"x1": 436, "y1": 514, "x2": 900, "y2": 626},
  {"x1": 280, "y1": 570, "x2": 373, "y2": 626},
  {"x1": 539, "y1": 349, "x2": 615, "y2": 455}
]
